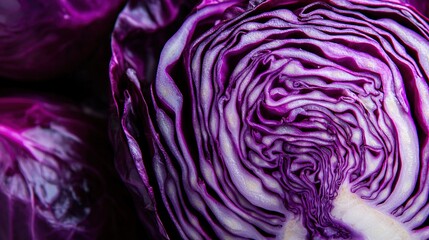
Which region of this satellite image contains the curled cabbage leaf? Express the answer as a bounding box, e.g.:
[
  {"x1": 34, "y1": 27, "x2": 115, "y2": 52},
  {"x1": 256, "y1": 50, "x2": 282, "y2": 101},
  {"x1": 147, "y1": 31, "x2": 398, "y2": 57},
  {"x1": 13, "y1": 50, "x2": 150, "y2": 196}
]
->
[
  {"x1": 111, "y1": 0, "x2": 197, "y2": 86},
  {"x1": 110, "y1": 0, "x2": 198, "y2": 238},
  {"x1": 0, "y1": 0, "x2": 124, "y2": 80},
  {"x1": 111, "y1": 0, "x2": 429, "y2": 239},
  {"x1": 0, "y1": 95, "x2": 141, "y2": 240}
]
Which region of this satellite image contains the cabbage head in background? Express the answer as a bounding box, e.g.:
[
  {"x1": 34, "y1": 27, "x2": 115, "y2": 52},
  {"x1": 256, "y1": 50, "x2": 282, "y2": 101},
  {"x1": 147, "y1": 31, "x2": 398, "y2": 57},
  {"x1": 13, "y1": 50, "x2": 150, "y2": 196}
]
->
[
  {"x1": 0, "y1": 0, "x2": 124, "y2": 80},
  {"x1": 111, "y1": 0, "x2": 429, "y2": 239},
  {"x1": 0, "y1": 95, "x2": 141, "y2": 240}
]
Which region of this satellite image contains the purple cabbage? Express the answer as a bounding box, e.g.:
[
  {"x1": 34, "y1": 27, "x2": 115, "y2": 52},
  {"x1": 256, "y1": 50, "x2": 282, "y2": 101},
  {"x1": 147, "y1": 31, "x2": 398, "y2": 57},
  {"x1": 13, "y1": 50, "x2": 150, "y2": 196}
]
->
[
  {"x1": 111, "y1": 0, "x2": 429, "y2": 239},
  {"x1": 0, "y1": 95, "x2": 141, "y2": 240},
  {"x1": 0, "y1": 0, "x2": 124, "y2": 80}
]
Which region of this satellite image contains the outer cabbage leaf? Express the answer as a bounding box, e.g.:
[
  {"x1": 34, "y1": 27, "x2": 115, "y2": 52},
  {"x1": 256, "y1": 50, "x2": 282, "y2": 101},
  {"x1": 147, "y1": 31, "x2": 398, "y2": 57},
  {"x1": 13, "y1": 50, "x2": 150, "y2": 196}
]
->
[
  {"x1": 0, "y1": 0, "x2": 124, "y2": 80},
  {"x1": 0, "y1": 95, "x2": 142, "y2": 240},
  {"x1": 111, "y1": 0, "x2": 198, "y2": 86},
  {"x1": 110, "y1": 0, "x2": 198, "y2": 238},
  {"x1": 111, "y1": 0, "x2": 429, "y2": 239}
]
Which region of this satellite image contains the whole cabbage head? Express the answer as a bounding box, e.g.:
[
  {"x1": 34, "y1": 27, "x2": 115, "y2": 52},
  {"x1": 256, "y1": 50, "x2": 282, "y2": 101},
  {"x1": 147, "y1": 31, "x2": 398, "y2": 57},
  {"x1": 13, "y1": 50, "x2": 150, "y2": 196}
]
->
[
  {"x1": 110, "y1": 0, "x2": 429, "y2": 239},
  {"x1": 0, "y1": 95, "x2": 141, "y2": 240},
  {"x1": 0, "y1": 0, "x2": 124, "y2": 80}
]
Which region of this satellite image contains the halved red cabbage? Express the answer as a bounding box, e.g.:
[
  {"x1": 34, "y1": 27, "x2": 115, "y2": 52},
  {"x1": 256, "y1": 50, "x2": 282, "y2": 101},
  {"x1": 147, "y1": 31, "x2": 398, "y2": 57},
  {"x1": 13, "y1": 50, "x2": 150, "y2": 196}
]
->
[{"x1": 111, "y1": 0, "x2": 429, "y2": 239}]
